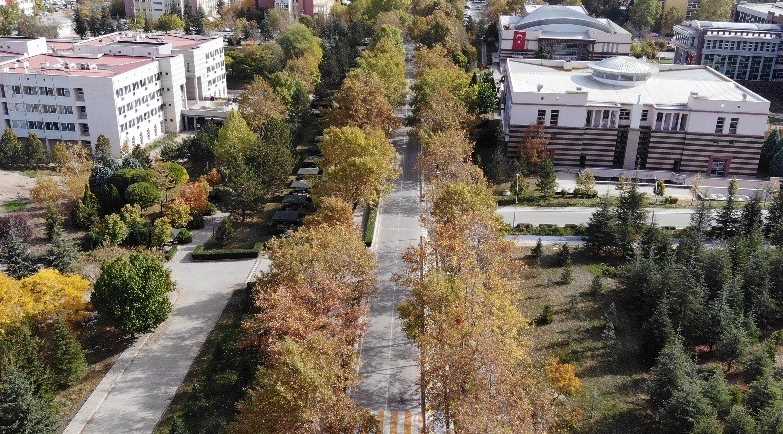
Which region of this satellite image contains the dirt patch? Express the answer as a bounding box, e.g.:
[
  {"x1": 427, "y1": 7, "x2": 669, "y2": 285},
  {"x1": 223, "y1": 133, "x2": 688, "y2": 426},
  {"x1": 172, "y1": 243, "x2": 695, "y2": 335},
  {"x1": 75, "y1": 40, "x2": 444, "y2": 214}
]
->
[{"x1": 0, "y1": 170, "x2": 36, "y2": 205}]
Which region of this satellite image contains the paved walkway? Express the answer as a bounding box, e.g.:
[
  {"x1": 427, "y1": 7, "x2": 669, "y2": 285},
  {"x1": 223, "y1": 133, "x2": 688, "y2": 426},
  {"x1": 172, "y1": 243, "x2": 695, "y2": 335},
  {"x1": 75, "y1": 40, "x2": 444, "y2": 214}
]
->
[
  {"x1": 354, "y1": 42, "x2": 425, "y2": 434},
  {"x1": 64, "y1": 214, "x2": 263, "y2": 434},
  {"x1": 498, "y1": 206, "x2": 696, "y2": 228}
]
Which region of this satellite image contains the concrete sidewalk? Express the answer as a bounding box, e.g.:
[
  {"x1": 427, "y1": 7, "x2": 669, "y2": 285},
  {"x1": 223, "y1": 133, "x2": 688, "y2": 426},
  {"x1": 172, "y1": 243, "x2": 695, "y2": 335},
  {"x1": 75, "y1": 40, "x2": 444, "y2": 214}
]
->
[{"x1": 64, "y1": 214, "x2": 263, "y2": 434}]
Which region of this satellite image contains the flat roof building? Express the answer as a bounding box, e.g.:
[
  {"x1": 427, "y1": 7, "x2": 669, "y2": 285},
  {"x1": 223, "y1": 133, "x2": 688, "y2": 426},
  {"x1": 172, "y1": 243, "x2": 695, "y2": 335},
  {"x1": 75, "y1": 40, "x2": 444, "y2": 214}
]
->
[
  {"x1": 501, "y1": 56, "x2": 770, "y2": 176},
  {"x1": 672, "y1": 20, "x2": 783, "y2": 81},
  {"x1": 735, "y1": 2, "x2": 783, "y2": 24},
  {"x1": 0, "y1": 32, "x2": 228, "y2": 157},
  {"x1": 498, "y1": 5, "x2": 631, "y2": 61}
]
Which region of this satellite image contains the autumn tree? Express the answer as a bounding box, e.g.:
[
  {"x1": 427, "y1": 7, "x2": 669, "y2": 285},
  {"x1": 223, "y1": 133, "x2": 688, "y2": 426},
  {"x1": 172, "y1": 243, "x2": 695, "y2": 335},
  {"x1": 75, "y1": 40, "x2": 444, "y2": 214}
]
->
[
  {"x1": 329, "y1": 69, "x2": 399, "y2": 135},
  {"x1": 356, "y1": 25, "x2": 407, "y2": 106},
  {"x1": 303, "y1": 196, "x2": 354, "y2": 228},
  {"x1": 238, "y1": 77, "x2": 288, "y2": 134},
  {"x1": 0, "y1": 269, "x2": 90, "y2": 328},
  {"x1": 419, "y1": 128, "x2": 482, "y2": 184},
  {"x1": 24, "y1": 133, "x2": 47, "y2": 165},
  {"x1": 518, "y1": 125, "x2": 551, "y2": 175},
  {"x1": 316, "y1": 126, "x2": 398, "y2": 207},
  {"x1": 177, "y1": 179, "x2": 211, "y2": 216},
  {"x1": 696, "y1": 0, "x2": 733, "y2": 20}
]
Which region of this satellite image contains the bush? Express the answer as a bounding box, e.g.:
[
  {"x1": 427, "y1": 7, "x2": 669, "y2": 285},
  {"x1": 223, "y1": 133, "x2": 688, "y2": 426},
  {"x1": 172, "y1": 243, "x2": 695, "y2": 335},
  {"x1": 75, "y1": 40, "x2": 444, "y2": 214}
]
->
[
  {"x1": 363, "y1": 207, "x2": 378, "y2": 247},
  {"x1": 191, "y1": 242, "x2": 263, "y2": 261},
  {"x1": 165, "y1": 199, "x2": 192, "y2": 228},
  {"x1": 663, "y1": 196, "x2": 679, "y2": 205},
  {"x1": 213, "y1": 217, "x2": 235, "y2": 247},
  {"x1": 125, "y1": 181, "x2": 161, "y2": 208},
  {"x1": 188, "y1": 214, "x2": 206, "y2": 229},
  {"x1": 535, "y1": 304, "x2": 554, "y2": 326},
  {"x1": 91, "y1": 252, "x2": 174, "y2": 335},
  {"x1": 151, "y1": 217, "x2": 173, "y2": 248},
  {"x1": 48, "y1": 317, "x2": 87, "y2": 389},
  {"x1": 164, "y1": 245, "x2": 178, "y2": 261},
  {"x1": 97, "y1": 214, "x2": 129, "y2": 246},
  {"x1": 0, "y1": 366, "x2": 57, "y2": 433},
  {"x1": 175, "y1": 229, "x2": 193, "y2": 244}
]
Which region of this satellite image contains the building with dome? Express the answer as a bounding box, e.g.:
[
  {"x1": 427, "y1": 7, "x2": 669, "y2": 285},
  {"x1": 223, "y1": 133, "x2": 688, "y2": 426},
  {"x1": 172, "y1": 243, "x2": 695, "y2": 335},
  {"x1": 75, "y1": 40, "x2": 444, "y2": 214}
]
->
[
  {"x1": 501, "y1": 56, "x2": 771, "y2": 176},
  {"x1": 498, "y1": 5, "x2": 631, "y2": 61}
]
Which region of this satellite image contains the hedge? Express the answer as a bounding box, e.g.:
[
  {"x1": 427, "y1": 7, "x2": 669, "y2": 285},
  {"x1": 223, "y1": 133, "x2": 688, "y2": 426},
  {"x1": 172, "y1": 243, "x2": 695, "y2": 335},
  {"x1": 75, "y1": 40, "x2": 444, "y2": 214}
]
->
[
  {"x1": 363, "y1": 206, "x2": 378, "y2": 247},
  {"x1": 165, "y1": 245, "x2": 178, "y2": 261},
  {"x1": 191, "y1": 242, "x2": 263, "y2": 261},
  {"x1": 512, "y1": 223, "x2": 588, "y2": 236}
]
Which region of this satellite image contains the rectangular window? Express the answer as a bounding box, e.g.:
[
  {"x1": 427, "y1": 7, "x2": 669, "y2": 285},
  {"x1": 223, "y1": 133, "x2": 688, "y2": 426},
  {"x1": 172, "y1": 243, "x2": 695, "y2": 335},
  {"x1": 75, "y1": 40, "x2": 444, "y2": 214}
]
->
[
  {"x1": 679, "y1": 113, "x2": 688, "y2": 131},
  {"x1": 729, "y1": 117, "x2": 739, "y2": 134},
  {"x1": 536, "y1": 109, "x2": 546, "y2": 125},
  {"x1": 550, "y1": 110, "x2": 559, "y2": 126},
  {"x1": 56, "y1": 87, "x2": 70, "y2": 97},
  {"x1": 585, "y1": 110, "x2": 592, "y2": 127},
  {"x1": 619, "y1": 109, "x2": 630, "y2": 121},
  {"x1": 656, "y1": 112, "x2": 664, "y2": 130},
  {"x1": 641, "y1": 110, "x2": 649, "y2": 122},
  {"x1": 715, "y1": 117, "x2": 725, "y2": 134}
]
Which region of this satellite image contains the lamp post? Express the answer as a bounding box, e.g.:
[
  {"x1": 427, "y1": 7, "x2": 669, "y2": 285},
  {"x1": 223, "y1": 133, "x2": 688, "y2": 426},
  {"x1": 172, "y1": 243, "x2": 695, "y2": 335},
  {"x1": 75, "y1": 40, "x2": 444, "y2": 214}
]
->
[{"x1": 515, "y1": 172, "x2": 520, "y2": 205}]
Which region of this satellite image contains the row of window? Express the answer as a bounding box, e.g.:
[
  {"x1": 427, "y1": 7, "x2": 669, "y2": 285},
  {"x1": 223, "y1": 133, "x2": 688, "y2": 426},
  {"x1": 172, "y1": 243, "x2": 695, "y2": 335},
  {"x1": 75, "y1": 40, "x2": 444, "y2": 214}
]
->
[
  {"x1": 536, "y1": 109, "x2": 560, "y2": 126},
  {"x1": 118, "y1": 89, "x2": 164, "y2": 115},
  {"x1": 10, "y1": 120, "x2": 79, "y2": 132},
  {"x1": 703, "y1": 39, "x2": 780, "y2": 53},
  {"x1": 119, "y1": 105, "x2": 165, "y2": 133},
  {"x1": 115, "y1": 73, "x2": 163, "y2": 99},
  {"x1": 4, "y1": 86, "x2": 80, "y2": 98},
  {"x1": 654, "y1": 112, "x2": 689, "y2": 131},
  {"x1": 204, "y1": 47, "x2": 225, "y2": 61},
  {"x1": 6, "y1": 103, "x2": 82, "y2": 115},
  {"x1": 126, "y1": 121, "x2": 165, "y2": 148},
  {"x1": 715, "y1": 116, "x2": 740, "y2": 134},
  {"x1": 207, "y1": 73, "x2": 226, "y2": 88},
  {"x1": 206, "y1": 62, "x2": 225, "y2": 74}
]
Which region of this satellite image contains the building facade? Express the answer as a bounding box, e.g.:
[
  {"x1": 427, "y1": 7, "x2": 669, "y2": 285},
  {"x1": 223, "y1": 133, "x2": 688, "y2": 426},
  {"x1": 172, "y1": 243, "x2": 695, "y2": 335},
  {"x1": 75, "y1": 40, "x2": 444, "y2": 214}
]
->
[
  {"x1": 501, "y1": 56, "x2": 770, "y2": 176},
  {"x1": 498, "y1": 6, "x2": 631, "y2": 61},
  {"x1": 735, "y1": 2, "x2": 783, "y2": 24},
  {"x1": 258, "y1": 0, "x2": 336, "y2": 15},
  {"x1": 128, "y1": 0, "x2": 227, "y2": 20},
  {"x1": 672, "y1": 20, "x2": 783, "y2": 81},
  {"x1": 0, "y1": 32, "x2": 228, "y2": 157}
]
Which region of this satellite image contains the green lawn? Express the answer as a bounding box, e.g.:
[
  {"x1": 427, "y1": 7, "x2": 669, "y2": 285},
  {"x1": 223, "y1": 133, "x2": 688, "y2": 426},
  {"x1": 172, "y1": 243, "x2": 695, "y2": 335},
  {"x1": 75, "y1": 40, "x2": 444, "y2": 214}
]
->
[
  {"x1": 2, "y1": 198, "x2": 29, "y2": 212},
  {"x1": 516, "y1": 247, "x2": 653, "y2": 433}
]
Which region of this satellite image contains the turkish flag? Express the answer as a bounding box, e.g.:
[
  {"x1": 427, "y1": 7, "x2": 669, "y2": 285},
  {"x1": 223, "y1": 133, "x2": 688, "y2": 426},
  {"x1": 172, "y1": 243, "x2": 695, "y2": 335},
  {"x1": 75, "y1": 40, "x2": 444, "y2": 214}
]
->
[{"x1": 512, "y1": 31, "x2": 526, "y2": 51}]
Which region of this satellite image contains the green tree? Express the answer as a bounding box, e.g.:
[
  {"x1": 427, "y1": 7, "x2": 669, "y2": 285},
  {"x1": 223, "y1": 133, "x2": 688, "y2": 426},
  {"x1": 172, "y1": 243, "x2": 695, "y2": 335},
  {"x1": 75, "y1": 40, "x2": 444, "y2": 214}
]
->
[
  {"x1": 575, "y1": 169, "x2": 597, "y2": 197},
  {"x1": 725, "y1": 405, "x2": 758, "y2": 434},
  {"x1": 94, "y1": 135, "x2": 112, "y2": 164},
  {"x1": 48, "y1": 318, "x2": 87, "y2": 389},
  {"x1": 0, "y1": 128, "x2": 21, "y2": 167},
  {"x1": 43, "y1": 205, "x2": 62, "y2": 242},
  {"x1": 766, "y1": 187, "x2": 783, "y2": 246},
  {"x1": 23, "y1": 134, "x2": 47, "y2": 165},
  {"x1": 91, "y1": 252, "x2": 174, "y2": 335},
  {"x1": 73, "y1": 7, "x2": 88, "y2": 38},
  {"x1": 45, "y1": 233, "x2": 78, "y2": 273},
  {"x1": 648, "y1": 332, "x2": 697, "y2": 408},
  {"x1": 156, "y1": 14, "x2": 184, "y2": 32},
  {"x1": 615, "y1": 181, "x2": 647, "y2": 257},
  {"x1": 629, "y1": 0, "x2": 662, "y2": 33},
  {"x1": 741, "y1": 194, "x2": 764, "y2": 236},
  {"x1": 0, "y1": 366, "x2": 56, "y2": 434},
  {"x1": 74, "y1": 185, "x2": 100, "y2": 229},
  {"x1": 277, "y1": 23, "x2": 322, "y2": 62},
  {"x1": 759, "y1": 129, "x2": 782, "y2": 176},
  {"x1": 746, "y1": 374, "x2": 783, "y2": 413},
  {"x1": 586, "y1": 197, "x2": 617, "y2": 256},
  {"x1": 98, "y1": 213, "x2": 129, "y2": 246},
  {"x1": 151, "y1": 217, "x2": 173, "y2": 248},
  {"x1": 536, "y1": 158, "x2": 556, "y2": 198},
  {"x1": 125, "y1": 181, "x2": 161, "y2": 208},
  {"x1": 696, "y1": 0, "x2": 734, "y2": 21}
]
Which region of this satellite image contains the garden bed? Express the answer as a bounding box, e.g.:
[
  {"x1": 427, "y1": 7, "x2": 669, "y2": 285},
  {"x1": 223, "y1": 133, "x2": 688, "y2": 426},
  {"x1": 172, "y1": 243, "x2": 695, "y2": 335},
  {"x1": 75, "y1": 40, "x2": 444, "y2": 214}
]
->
[{"x1": 191, "y1": 242, "x2": 263, "y2": 261}]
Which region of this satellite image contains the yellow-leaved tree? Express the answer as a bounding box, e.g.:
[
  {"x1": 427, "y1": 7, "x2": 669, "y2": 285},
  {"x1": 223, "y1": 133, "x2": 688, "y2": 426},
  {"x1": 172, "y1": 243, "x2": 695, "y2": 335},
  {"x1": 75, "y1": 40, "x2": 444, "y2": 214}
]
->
[{"x1": 0, "y1": 269, "x2": 91, "y2": 327}]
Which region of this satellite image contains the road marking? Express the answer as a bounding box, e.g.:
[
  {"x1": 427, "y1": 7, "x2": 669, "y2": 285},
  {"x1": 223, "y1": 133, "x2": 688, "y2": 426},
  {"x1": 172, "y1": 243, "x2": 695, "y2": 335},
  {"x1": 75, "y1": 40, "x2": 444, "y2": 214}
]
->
[
  {"x1": 390, "y1": 411, "x2": 399, "y2": 434},
  {"x1": 404, "y1": 410, "x2": 413, "y2": 434},
  {"x1": 372, "y1": 410, "x2": 422, "y2": 434}
]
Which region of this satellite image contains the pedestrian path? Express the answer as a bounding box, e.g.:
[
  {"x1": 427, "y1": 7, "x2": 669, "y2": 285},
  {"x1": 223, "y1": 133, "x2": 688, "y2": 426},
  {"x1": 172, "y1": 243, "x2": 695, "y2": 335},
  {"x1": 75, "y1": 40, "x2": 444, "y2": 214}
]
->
[
  {"x1": 64, "y1": 215, "x2": 262, "y2": 434},
  {"x1": 372, "y1": 409, "x2": 423, "y2": 434}
]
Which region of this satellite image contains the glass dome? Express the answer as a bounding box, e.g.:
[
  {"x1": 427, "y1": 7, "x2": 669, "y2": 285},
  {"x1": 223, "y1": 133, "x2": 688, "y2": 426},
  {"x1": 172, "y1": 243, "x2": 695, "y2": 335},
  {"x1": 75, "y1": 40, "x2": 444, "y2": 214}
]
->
[{"x1": 589, "y1": 56, "x2": 658, "y2": 87}]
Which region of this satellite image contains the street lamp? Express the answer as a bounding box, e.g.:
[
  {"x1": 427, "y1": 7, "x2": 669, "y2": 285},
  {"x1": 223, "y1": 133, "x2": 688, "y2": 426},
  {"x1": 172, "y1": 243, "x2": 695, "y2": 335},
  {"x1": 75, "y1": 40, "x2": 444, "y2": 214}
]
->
[{"x1": 515, "y1": 172, "x2": 520, "y2": 205}]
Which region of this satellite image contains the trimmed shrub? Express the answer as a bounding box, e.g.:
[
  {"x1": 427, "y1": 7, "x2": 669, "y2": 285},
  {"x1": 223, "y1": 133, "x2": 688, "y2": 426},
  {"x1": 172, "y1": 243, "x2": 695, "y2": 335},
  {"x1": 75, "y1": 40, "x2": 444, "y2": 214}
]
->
[
  {"x1": 191, "y1": 242, "x2": 263, "y2": 261},
  {"x1": 175, "y1": 229, "x2": 193, "y2": 244},
  {"x1": 363, "y1": 207, "x2": 378, "y2": 247},
  {"x1": 48, "y1": 317, "x2": 87, "y2": 389},
  {"x1": 125, "y1": 181, "x2": 161, "y2": 208}
]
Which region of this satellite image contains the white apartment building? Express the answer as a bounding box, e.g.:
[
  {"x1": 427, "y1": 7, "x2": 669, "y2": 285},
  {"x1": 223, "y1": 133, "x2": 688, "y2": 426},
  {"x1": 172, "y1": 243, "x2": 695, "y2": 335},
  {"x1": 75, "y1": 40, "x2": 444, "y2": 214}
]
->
[
  {"x1": 501, "y1": 56, "x2": 770, "y2": 176},
  {"x1": 735, "y1": 2, "x2": 783, "y2": 24},
  {"x1": 0, "y1": 32, "x2": 228, "y2": 157},
  {"x1": 498, "y1": 6, "x2": 631, "y2": 61}
]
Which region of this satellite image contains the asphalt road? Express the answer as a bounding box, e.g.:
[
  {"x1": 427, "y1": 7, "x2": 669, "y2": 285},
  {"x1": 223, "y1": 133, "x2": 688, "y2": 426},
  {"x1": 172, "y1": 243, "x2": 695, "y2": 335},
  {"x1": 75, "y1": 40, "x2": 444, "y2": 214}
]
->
[
  {"x1": 354, "y1": 43, "x2": 425, "y2": 433},
  {"x1": 497, "y1": 206, "x2": 696, "y2": 228}
]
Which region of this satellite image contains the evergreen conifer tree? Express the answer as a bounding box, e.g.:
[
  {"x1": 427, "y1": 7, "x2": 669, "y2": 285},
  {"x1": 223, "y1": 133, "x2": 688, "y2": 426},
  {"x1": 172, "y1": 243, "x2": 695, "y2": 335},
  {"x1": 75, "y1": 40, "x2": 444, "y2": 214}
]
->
[
  {"x1": 48, "y1": 318, "x2": 87, "y2": 389},
  {"x1": 536, "y1": 158, "x2": 557, "y2": 198},
  {"x1": 716, "y1": 178, "x2": 741, "y2": 239},
  {"x1": 0, "y1": 366, "x2": 56, "y2": 434}
]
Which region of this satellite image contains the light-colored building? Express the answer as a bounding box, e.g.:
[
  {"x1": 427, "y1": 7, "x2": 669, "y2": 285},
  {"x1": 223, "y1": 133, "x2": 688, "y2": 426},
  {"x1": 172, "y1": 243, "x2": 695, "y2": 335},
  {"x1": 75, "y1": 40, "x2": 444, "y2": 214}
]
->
[
  {"x1": 672, "y1": 21, "x2": 783, "y2": 81},
  {"x1": 260, "y1": 0, "x2": 336, "y2": 15},
  {"x1": 501, "y1": 56, "x2": 770, "y2": 176},
  {"x1": 128, "y1": 0, "x2": 227, "y2": 20},
  {"x1": 0, "y1": 32, "x2": 228, "y2": 157},
  {"x1": 0, "y1": 0, "x2": 35, "y2": 15},
  {"x1": 498, "y1": 5, "x2": 631, "y2": 61},
  {"x1": 735, "y1": 2, "x2": 783, "y2": 24}
]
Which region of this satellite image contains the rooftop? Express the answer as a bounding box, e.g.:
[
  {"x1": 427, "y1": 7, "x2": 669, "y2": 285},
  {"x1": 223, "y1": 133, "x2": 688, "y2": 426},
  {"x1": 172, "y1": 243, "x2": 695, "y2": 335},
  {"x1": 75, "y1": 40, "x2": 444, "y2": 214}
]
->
[
  {"x1": 736, "y1": 1, "x2": 783, "y2": 16},
  {"x1": 504, "y1": 57, "x2": 768, "y2": 106},
  {"x1": 0, "y1": 53, "x2": 155, "y2": 77},
  {"x1": 76, "y1": 32, "x2": 219, "y2": 50},
  {"x1": 500, "y1": 6, "x2": 630, "y2": 36},
  {"x1": 677, "y1": 20, "x2": 783, "y2": 31}
]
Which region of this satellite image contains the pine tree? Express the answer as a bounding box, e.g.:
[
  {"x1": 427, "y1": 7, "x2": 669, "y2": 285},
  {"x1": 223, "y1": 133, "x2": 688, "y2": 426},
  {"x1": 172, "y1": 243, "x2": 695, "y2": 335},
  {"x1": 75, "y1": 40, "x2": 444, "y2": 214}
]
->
[
  {"x1": 766, "y1": 187, "x2": 783, "y2": 246},
  {"x1": 760, "y1": 128, "x2": 783, "y2": 175},
  {"x1": 48, "y1": 318, "x2": 87, "y2": 389},
  {"x1": 560, "y1": 256, "x2": 573, "y2": 284},
  {"x1": 536, "y1": 158, "x2": 557, "y2": 198},
  {"x1": 23, "y1": 134, "x2": 47, "y2": 165},
  {"x1": 45, "y1": 233, "x2": 78, "y2": 273},
  {"x1": 531, "y1": 238, "x2": 543, "y2": 265},
  {"x1": 648, "y1": 332, "x2": 698, "y2": 408},
  {"x1": 740, "y1": 194, "x2": 764, "y2": 236},
  {"x1": 0, "y1": 235, "x2": 37, "y2": 278},
  {"x1": 73, "y1": 8, "x2": 88, "y2": 38},
  {"x1": 586, "y1": 197, "x2": 616, "y2": 256},
  {"x1": 94, "y1": 135, "x2": 112, "y2": 164},
  {"x1": 0, "y1": 366, "x2": 57, "y2": 434},
  {"x1": 43, "y1": 205, "x2": 62, "y2": 242},
  {"x1": 615, "y1": 181, "x2": 647, "y2": 257},
  {"x1": 716, "y1": 178, "x2": 741, "y2": 239}
]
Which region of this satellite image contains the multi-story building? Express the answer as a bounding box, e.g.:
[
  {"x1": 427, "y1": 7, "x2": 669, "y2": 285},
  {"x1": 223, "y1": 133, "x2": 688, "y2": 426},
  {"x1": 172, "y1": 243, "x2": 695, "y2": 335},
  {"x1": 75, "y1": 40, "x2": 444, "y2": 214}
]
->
[
  {"x1": 735, "y1": 2, "x2": 783, "y2": 24},
  {"x1": 501, "y1": 56, "x2": 770, "y2": 176},
  {"x1": 259, "y1": 0, "x2": 336, "y2": 15},
  {"x1": 0, "y1": 32, "x2": 228, "y2": 157},
  {"x1": 127, "y1": 0, "x2": 226, "y2": 20},
  {"x1": 672, "y1": 20, "x2": 783, "y2": 80},
  {"x1": 498, "y1": 5, "x2": 631, "y2": 61}
]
